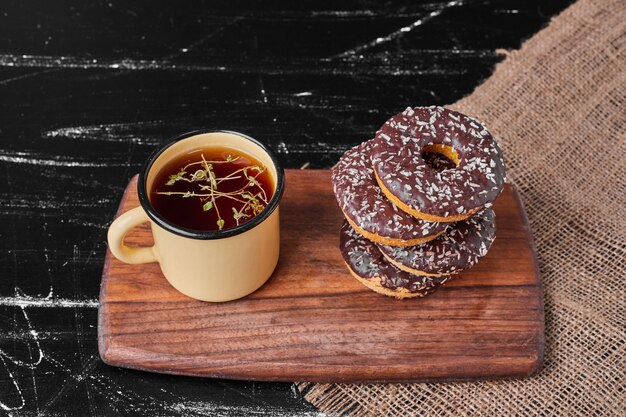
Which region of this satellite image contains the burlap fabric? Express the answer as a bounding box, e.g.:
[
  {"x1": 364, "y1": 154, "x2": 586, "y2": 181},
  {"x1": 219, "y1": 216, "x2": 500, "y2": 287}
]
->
[{"x1": 298, "y1": 0, "x2": 626, "y2": 414}]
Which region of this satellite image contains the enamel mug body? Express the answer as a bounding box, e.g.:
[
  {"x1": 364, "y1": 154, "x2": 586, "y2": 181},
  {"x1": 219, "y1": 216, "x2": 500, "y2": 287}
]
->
[{"x1": 107, "y1": 131, "x2": 284, "y2": 302}]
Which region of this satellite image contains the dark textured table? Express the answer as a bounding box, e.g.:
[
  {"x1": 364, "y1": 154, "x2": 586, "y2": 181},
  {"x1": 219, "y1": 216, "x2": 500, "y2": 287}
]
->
[{"x1": 0, "y1": 1, "x2": 572, "y2": 415}]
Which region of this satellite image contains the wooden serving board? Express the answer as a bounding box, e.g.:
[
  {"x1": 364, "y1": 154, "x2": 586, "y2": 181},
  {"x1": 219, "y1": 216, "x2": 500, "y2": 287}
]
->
[{"x1": 98, "y1": 170, "x2": 543, "y2": 383}]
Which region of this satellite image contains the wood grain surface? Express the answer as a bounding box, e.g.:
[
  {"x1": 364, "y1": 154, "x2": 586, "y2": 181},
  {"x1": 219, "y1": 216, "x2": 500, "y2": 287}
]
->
[{"x1": 98, "y1": 169, "x2": 543, "y2": 383}]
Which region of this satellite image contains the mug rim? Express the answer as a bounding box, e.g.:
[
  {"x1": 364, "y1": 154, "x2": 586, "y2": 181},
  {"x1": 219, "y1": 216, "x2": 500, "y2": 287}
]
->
[{"x1": 137, "y1": 130, "x2": 285, "y2": 240}]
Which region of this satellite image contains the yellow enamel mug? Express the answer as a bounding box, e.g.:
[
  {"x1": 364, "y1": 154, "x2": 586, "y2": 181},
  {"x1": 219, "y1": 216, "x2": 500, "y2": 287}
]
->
[{"x1": 107, "y1": 131, "x2": 285, "y2": 302}]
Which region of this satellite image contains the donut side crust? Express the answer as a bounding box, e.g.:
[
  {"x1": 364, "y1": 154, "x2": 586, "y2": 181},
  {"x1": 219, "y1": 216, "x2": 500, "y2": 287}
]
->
[{"x1": 343, "y1": 262, "x2": 438, "y2": 299}]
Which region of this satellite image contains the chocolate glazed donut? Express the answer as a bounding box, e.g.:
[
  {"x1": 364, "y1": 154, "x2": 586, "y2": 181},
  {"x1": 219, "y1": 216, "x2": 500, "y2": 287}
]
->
[
  {"x1": 371, "y1": 106, "x2": 506, "y2": 222},
  {"x1": 378, "y1": 208, "x2": 497, "y2": 276},
  {"x1": 331, "y1": 140, "x2": 447, "y2": 247},
  {"x1": 339, "y1": 221, "x2": 451, "y2": 299}
]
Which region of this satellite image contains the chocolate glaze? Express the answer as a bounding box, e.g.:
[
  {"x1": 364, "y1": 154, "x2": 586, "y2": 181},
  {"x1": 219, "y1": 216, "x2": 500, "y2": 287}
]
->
[
  {"x1": 371, "y1": 106, "x2": 506, "y2": 217},
  {"x1": 331, "y1": 140, "x2": 447, "y2": 241},
  {"x1": 339, "y1": 221, "x2": 450, "y2": 293},
  {"x1": 378, "y1": 208, "x2": 496, "y2": 275}
]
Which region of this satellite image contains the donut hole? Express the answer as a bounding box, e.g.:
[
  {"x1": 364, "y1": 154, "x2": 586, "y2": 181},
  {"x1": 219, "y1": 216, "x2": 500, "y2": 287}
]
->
[{"x1": 421, "y1": 144, "x2": 459, "y2": 171}]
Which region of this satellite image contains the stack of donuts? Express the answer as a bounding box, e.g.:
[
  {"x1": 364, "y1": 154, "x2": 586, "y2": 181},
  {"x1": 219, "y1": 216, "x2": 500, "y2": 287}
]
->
[{"x1": 331, "y1": 106, "x2": 506, "y2": 298}]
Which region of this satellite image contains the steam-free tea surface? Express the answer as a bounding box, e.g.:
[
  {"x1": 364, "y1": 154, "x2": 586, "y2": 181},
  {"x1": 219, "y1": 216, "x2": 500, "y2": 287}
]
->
[
  {"x1": 151, "y1": 146, "x2": 274, "y2": 231},
  {"x1": 98, "y1": 170, "x2": 543, "y2": 383}
]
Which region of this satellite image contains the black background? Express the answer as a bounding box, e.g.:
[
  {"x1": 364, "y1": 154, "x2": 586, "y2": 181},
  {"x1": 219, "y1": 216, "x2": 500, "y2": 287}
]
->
[{"x1": 1, "y1": 1, "x2": 572, "y2": 415}]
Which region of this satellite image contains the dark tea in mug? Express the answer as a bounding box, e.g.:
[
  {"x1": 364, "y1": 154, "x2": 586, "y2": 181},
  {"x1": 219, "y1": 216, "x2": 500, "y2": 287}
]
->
[{"x1": 150, "y1": 146, "x2": 274, "y2": 232}]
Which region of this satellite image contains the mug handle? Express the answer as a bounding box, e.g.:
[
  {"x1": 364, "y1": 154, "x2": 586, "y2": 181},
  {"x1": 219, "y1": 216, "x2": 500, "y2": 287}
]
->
[{"x1": 107, "y1": 206, "x2": 158, "y2": 264}]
